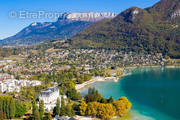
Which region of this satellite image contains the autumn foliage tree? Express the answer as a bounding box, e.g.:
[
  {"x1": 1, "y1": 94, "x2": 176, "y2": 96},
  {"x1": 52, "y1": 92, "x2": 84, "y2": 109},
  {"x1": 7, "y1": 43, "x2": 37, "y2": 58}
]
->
[
  {"x1": 79, "y1": 88, "x2": 132, "y2": 120},
  {"x1": 86, "y1": 102, "x2": 99, "y2": 117},
  {"x1": 113, "y1": 97, "x2": 132, "y2": 117},
  {"x1": 97, "y1": 103, "x2": 116, "y2": 120},
  {"x1": 79, "y1": 101, "x2": 87, "y2": 116}
]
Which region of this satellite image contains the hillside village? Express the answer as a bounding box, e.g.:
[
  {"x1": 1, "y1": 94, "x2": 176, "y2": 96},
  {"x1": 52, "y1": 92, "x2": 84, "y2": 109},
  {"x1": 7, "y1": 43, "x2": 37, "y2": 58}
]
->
[{"x1": 1, "y1": 49, "x2": 169, "y2": 79}]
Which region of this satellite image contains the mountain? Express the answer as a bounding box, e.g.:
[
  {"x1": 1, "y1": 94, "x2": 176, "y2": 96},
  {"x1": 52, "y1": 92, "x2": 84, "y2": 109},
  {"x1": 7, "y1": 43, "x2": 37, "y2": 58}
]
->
[
  {"x1": 71, "y1": 0, "x2": 180, "y2": 58},
  {"x1": 0, "y1": 12, "x2": 115, "y2": 46},
  {"x1": 60, "y1": 12, "x2": 116, "y2": 21}
]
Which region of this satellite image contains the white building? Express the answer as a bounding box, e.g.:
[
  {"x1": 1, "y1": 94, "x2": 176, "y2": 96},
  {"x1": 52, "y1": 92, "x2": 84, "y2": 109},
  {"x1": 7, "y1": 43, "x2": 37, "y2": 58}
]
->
[
  {"x1": 39, "y1": 87, "x2": 59, "y2": 111},
  {"x1": 0, "y1": 78, "x2": 41, "y2": 93},
  {"x1": 0, "y1": 59, "x2": 15, "y2": 63},
  {"x1": 0, "y1": 81, "x2": 4, "y2": 92},
  {"x1": 39, "y1": 87, "x2": 66, "y2": 111},
  {"x1": 39, "y1": 87, "x2": 59, "y2": 104},
  {"x1": 0, "y1": 73, "x2": 14, "y2": 81}
]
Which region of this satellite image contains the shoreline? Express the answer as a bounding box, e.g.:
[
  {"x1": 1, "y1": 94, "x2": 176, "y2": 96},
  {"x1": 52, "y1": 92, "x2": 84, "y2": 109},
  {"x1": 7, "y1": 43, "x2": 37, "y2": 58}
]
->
[
  {"x1": 75, "y1": 76, "x2": 117, "y2": 92},
  {"x1": 75, "y1": 65, "x2": 180, "y2": 120},
  {"x1": 75, "y1": 65, "x2": 180, "y2": 92}
]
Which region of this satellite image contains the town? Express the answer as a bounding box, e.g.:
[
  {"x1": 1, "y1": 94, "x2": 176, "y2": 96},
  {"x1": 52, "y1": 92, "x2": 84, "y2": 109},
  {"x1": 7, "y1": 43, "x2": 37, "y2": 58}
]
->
[
  {"x1": 0, "y1": 48, "x2": 178, "y2": 120},
  {"x1": 1, "y1": 49, "x2": 169, "y2": 80}
]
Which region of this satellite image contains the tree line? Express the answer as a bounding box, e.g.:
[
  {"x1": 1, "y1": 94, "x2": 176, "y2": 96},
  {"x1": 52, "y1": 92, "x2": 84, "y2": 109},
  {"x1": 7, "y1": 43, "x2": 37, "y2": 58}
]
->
[
  {"x1": 0, "y1": 95, "x2": 15, "y2": 119},
  {"x1": 79, "y1": 88, "x2": 132, "y2": 120},
  {"x1": 0, "y1": 95, "x2": 31, "y2": 120},
  {"x1": 32, "y1": 98, "x2": 52, "y2": 120}
]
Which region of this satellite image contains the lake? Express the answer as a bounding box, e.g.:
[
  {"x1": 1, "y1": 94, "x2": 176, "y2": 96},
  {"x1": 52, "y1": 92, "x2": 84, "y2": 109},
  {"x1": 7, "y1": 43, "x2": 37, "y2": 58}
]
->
[{"x1": 80, "y1": 67, "x2": 180, "y2": 120}]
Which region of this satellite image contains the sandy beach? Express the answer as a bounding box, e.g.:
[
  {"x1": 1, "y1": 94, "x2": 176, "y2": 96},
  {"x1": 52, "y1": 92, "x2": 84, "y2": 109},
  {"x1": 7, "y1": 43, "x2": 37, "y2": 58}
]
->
[
  {"x1": 75, "y1": 115, "x2": 99, "y2": 120},
  {"x1": 75, "y1": 76, "x2": 119, "y2": 91},
  {"x1": 75, "y1": 77, "x2": 106, "y2": 91}
]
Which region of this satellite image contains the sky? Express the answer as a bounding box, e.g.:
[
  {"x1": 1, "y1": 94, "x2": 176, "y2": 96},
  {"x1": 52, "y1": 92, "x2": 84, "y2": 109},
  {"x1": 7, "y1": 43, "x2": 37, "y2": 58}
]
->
[{"x1": 0, "y1": 0, "x2": 160, "y2": 40}]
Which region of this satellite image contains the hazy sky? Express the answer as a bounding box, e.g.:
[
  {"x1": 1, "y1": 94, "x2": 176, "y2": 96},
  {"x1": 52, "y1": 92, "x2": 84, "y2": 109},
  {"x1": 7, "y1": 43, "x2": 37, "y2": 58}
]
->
[{"x1": 0, "y1": 0, "x2": 159, "y2": 39}]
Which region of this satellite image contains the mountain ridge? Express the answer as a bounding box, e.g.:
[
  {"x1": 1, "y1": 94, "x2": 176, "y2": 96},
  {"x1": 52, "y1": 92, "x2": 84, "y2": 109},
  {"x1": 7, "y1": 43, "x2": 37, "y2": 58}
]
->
[
  {"x1": 0, "y1": 12, "x2": 115, "y2": 46},
  {"x1": 71, "y1": 0, "x2": 180, "y2": 58}
]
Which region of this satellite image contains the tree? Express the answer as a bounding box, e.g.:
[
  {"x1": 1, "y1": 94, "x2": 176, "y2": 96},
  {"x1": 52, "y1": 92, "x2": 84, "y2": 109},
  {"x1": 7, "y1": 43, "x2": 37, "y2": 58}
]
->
[
  {"x1": 108, "y1": 96, "x2": 114, "y2": 103},
  {"x1": 116, "y1": 71, "x2": 123, "y2": 77},
  {"x1": 32, "y1": 99, "x2": 36, "y2": 116},
  {"x1": 33, "y1": 108, "x2": 40, "y2": 120},
  {"x1": 39, "y1": 100, "x2": 44, "y2": 120},
  {"x1": 65, "y1": 104, "x2": 75, "y2": 117},
  {"x1": 32, "y1": 99, "x2": 40, "y2": 120},
  {"x1": 66, "y1": 88, "x2": 82, "y2": 101},
  {"x1": 97, "y1": 103, "x2": 116, "y2": 120},
  {"x1": 55, "y1": 98, "x2": 60, "y2": 116},
  {"x1": 100, "y1": 98, "x2": 107, "y2": 103},
  {"x1": 15, "y1": 100, "x2": 31, "y2": 118},
  {"x1": 60, "y1": 96, "x2": 66, "y2": 116},
  {"x1": 6, "y1": 97, "x2": 10, "y2": 119},
  {"x1": 0, "y1": 95, "x2": 15, "y2": 119},
  {"x1": 0, "y1": 111, "x2": 6, "y2": 120},
  {"x1": 47, "y1": 112, "x2": 52, "y2": 120},
  {"x1": 9, "y1": 97, "x2": 15, "y2": 119},
  {"x1": 113, "y1": 97, "x2": 132, "y2": 117},
  {"x1": 84, "y1": 87, "x2": 102, "y2": 103},
  {"x1": 79, "y1": 101, "x2": 87, "y2": 116},
  {"x1": 0, "y1": 98, "x2": 3, "y2": 112},
  {"x1": 86, "y1": 102, "x2": 99, "y2": 117}
]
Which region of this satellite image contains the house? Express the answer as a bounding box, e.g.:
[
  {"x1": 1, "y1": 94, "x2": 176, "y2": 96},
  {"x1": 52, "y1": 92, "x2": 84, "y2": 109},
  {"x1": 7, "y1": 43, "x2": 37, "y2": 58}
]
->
[
  {"x1": 0, "y1": 59, "x2": 15, "y2": 63},
  {"x1": 0, "y1": 73, "x2": 14, "y2": 81},
  {"x1": 39, "y1": 87, "x2": 67, "y2": 111},
  {"x1": 39, "y1": 87, "x2": 59, "y2": 104},
  {"x1": 0, "y1": 77, "x2": 42, "y2": 93},
  {"x1": 0, "y1": 81, "x2": 4, "y2": 92}
]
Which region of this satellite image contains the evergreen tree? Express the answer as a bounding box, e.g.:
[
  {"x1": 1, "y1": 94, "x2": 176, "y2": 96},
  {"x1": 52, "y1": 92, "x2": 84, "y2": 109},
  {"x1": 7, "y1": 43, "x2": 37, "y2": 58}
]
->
[
  {"x1": 60, "y1": 96, "x2": 66, "y2": 116},
  {"x1": 55, "y1": 98, "x2": 60, "y2": 115},
  {"x1": 0, "y1": 111, "x2": 6, "y2": 120},
  {"x1": 32, "y1": 99, "x2": 36, "y2": 116},
  {"x1": 33, "y1": 108, "x2": 40, "y2": 120},
  {"x1": 0, "y1": 98, "x2": 3, "y2": 113},
  {"x1": 108, "y1": 96, "x2": 114, "y2": 103},
  {"x1": 9, "y1": 98, "x2": 15, "y2": 119},
  {"x1": 0, "y1": 95, "x2": 15, "y2": 119},
  {"x1": 2, "y1": 96, "x2": 7, "y2": 118},
  {"x1": 5, "y1": 97, "x2": 10, "y2": 118},
  {"x1": 47, "y1": 112, "x2": 52, "y2": 120},
  {"x1": 32, "y1": 99, "x2": 40, "y2": 120},
  {"x1": 39, "y1": 100, "x2": 44, "y2": 120},
  {"x1": 65, "y1": 104, "x2": 75, "y2": 117}
]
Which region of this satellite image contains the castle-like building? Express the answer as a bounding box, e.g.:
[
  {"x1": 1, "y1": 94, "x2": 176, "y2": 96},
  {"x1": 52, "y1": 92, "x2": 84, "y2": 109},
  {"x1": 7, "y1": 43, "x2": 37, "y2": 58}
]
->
[
  {"x1": 39, "y1": 87, "x2": 59, "y2": 104},
  {"x1": 39, "y1": 87, "x2": 66, "y2": 110}
]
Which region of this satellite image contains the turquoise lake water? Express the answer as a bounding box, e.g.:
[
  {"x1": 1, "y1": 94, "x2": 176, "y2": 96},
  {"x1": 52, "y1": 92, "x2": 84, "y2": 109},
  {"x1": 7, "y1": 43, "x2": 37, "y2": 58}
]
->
[{"x1": 80, "y1": 67, "x2": 180, "y2": 120}]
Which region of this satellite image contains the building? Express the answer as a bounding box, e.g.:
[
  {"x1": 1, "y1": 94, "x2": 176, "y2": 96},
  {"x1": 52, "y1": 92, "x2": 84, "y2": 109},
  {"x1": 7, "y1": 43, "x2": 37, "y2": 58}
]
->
[
  {"x1": 0, "y1": 73, "x2": 14, "y2": 81},
  {"x1": 39, "y1": 87, "x2": 67, "y2": 111},
  {"x1": 0, "y1": 59, "x2": 15, "y2": 63},
  {"x1": 39, "y1": 87, "x2": 59, "y2": 104},
  {"x1": 0, "y1": 81, "x2": 4, "y2": 92},
  {"x1": 0, "y1": 78, "x2": 41, "y2": 93}
]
